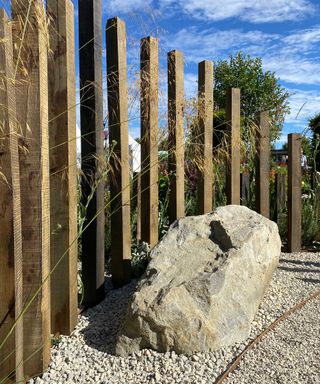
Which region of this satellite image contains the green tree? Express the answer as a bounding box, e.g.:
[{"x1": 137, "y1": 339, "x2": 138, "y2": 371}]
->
[
  {"x1": 308, "y1": 113, "x2": 320, "y2": 171},
  {"x1": 214, "y1": 52, "x2": 291, "y2": 142}
]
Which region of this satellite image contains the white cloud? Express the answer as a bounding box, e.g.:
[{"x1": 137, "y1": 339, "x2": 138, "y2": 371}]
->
[
  {"x1": 106, "y1": 0, "x2": 153, "y2": 14},
  {"x1": 184, "y1": 72, "x2": 198, "y2": 97},
  {"x1": 285, "y1": 89, "x2": 320, "y2": 127},
  {"x1": 159, "y1": 0, "x2": 315, "y2": 24},
  {"x1": 263, "y1": 57, "x2": 320, "y2": 86},
  {"x1": 105, "y1": 0, "x2": 316, "y2": 24},
  {"x1": 275, "y1": 89, "x2": 320, "y2": 144},
  {"x1": 280, "y1": 25, "x2": 320, "y2": 56},
  {"x1": 163, "y1": 27, "x2": 277, "y2": 63},
  {"x1": 161, "y1": 24, "x2": 320, "y2": 86}
]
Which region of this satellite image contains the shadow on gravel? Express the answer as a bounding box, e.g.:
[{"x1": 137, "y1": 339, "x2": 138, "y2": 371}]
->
[
  {"x1": 298, "y1": 278, "x2": 320, "y2": 284},
  {"x1": 279, "y1": 259, "x2": 320, "y2": 268},
  {"x1": 80, "y1": 277, "x2": 138, "y2": 355},
  {"x1": 278, "y1": 266, "x2": 320, "y2": 273}
]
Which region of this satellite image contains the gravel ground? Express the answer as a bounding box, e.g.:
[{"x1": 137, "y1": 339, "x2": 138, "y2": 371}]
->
[{"x1": 30, "y1": 252, "x2": 320, "y2": 384}]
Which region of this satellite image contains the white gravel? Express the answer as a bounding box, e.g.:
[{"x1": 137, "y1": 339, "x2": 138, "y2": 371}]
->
[{"x1": 30, "y1": 252, "x2": 320, "y2": 384}]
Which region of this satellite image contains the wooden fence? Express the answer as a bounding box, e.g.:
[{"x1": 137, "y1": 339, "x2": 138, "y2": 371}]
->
[{"x1": 0, "y1": 2, "x2": 307, "y2": 382}]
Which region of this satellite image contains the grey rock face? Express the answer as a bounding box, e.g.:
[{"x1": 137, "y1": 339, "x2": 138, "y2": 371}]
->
[{"x1": 116, "y1": 205, "x2": 281, "y2": 356}]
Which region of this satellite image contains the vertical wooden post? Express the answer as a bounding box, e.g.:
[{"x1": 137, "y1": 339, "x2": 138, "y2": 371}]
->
[
  {"x1": 136, "y1": 173, "x2": 142, "y2": 241},
  {"x1": 47, "y1": 0, "x2": 77, "y2": 335},
  {"x1": 132, "y1": 172, "x2": 141, "y2": 242},
  {"x1": 274, "y1": 172, "x2": 286, "y2": 223},
  {"x1": 314, "y1": 172, "x2": 320, "y2": 240},
  {"x1": 0, "y1": 9, "x2": 23, "y2": 382},
  {"x1": 288, "y1": 133, "x2": 301, "y2": 252},
  {"x1": 255, "y1": 111, "x2": 270, "y2": 218},
  {"x1": 106, "y1": 17, "x2": 131, "y2": 287},
  {"x1": 11, "y1": 0, "x2": 51, "y2": 376},
  {"x1": 240, "y1": 173, "x2": 250, "y2": 206},
  {"x1": 225, "y1": 88, "x2": 241, "y2": 205},
  {"x1": 197, "y1": 60, "x2": 214, "y2": 214},
  {"x1": 140, "y1": 37, "x2": 158, "y2": 246},
  {"x1": 168, "y1": 50, "x2": 184, "y2": 223},
  {"x1": 79, "y1": 0, "x2": 105, "y2": 306}
]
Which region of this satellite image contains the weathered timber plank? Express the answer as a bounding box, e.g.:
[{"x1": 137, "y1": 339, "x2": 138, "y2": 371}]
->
[
  {"x1": 197, "y1": 60, "x2": 214, "y2": 214},
  {"x1": 132, "y1": 172, "x2": 141, "y2": 241},
  {"x1": 168, "y1": 50, "x2": 184, "y2": 223},
  {"x1": 314, "y1": 172, "x2": 320, "y2": 241},
  {"x1": 140, "y1": 37, "x2": 159, "y2": 246},
  {"x1": 240, "y1": 173, "x2": 250, "y2": 206},
  {"x1": 0, "y1": 8, "x2": 23, "y2": 383},
  {"x1": 255, "y1": 111, "x2": 270, "y2": 218},
  {"x1": 11, "y1": 0, "x2": 51, "y2": 376},
  {"x1": 106, "y1": 17, "x2": 131, "y2": 287},
  {"x1": 78, "y1": 0, "x2": 105, "y2": 306},
  {"x1": 274, "y1": 172, "x2": 286, "y2": 223},
  {"x1": 288, "y1": 133, "x2": 301, "y2": 252},
  {"x1": 225, "y1": 88, "x2": 241, "y2": 205},
  {"x1": 47, "y1": 0, "x2": 78, "y2": 335}
]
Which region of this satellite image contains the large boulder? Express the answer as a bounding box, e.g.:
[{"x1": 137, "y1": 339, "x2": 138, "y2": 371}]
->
[{"x1": 116, "y1": 205, "x2": 281, "y2": 356}]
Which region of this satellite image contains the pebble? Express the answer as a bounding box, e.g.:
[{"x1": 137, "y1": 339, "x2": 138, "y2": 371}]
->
[{"x1": 30, "y1": 252, "x2": 319, "y2": 383}]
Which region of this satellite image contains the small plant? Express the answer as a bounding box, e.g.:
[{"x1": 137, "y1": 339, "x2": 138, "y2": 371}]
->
[
  {"x1": 51, "y1": 335, "x2": 62, "y2": 348},
  {"x1": 131, "y1": 241, "x2": 151, "y2": 278}
]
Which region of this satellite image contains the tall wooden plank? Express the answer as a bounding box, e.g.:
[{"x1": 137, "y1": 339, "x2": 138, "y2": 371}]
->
[
  {"x1": 168, "y1": 50, "x2": 184, "y2": 223},
  {"x1": 274, "y1": 172, "x2": 286, "y2": 223},
  {"x1": 314, "y1": 172, "x2": 320, "y2": 241},
  {"x1": 11, "y1": 0, "x2": 51, "y2": 376},
  {"x1": 240, "y1": 172, "x2": 250, "y2": 206},
  {"x1": 255, "y1": 111, "x2": 270, "y2": 218},
  {"x1": 47, "y1": 0, "x2": 78, "y2": 335},
  {"x1": 132, "y1": 172, "x2": 141, "y2": 241},
  {"x1": 106, "y1": 17, "x2": 131, "y2": 287},
  {"x1": 288, "y1": 133, "x2": 301, "y2": 252},
  {"x1": 140, "y1": 37, "x2": 158, "y2": 246},
  {"x1": 78, "y1": 0, "x2": 105, "y2": 306},
  {"x1": 197, "y1": 60, "x2": 214, "y2": 214},
  {"x1": 225, "y1": 88, "x2": 241, "y2": 205},
  {"x1": 136, "y1": 173, "x2": 142, "y2": 241},
  {"x1": 0, "y1": 9, "x2": 23, "y2": 383}
]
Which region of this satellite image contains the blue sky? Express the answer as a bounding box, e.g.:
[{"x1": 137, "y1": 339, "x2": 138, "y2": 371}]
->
[
  {"x1": 2, "y1": 0, "x2": 319, "y2": 147},
  {"x1": 95, "y1": 0, "x2": 319, "y2": 148}
]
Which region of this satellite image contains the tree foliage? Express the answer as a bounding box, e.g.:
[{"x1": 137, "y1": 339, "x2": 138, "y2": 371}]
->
[
  {"x1": 214, "y1": 52, "x2": 291, "y2": 142},
  {"x1": 308, "y1": 113, "x2": 320, "y2": 171}
]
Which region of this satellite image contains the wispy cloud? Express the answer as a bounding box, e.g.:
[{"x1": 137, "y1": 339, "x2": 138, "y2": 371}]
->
[
  {"x1": 105, "y1": 0, "x2": 316, "y2": 24},
  {"x1": 162, "y1": 25, "x2": 320, "y2": 86},
  {"x1": 263, "y1": 57, "x2": 320, "y2": 86},
  {"x1": 159, "y1": 0, "x2": 315, "y2": 23},
  {"x1": 106, "y1": 0, "x2": 154, "y2": 14},
  {"x1": 163, "y1": 27, "x2": 277, "y2": 62},
  {"x1": 285, "y1": 89, "x2": 320, "y2": 126},
  {"x1": 282, "y1": 25, "x2": 320, "y2": 54}
]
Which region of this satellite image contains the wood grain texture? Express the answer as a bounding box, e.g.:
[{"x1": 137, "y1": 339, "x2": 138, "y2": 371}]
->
[
  {"x1": 314, "y1": 172, "x2": 320, "y2": 241},
  {"x1": 255, "y1": 111, "x2": 270, "y2": 218},
  {"x1": 47, "y1": 0, "x2": 78, "y2": 335},
  {"x1": 225, "y1": 88, "x2": 241, "y2": 205},
  {"x1": 240, "y1": 173, "x2": 250, "y2": 206},
  {"x1": 288, "y1": 133, "x2": 301, "y2": 252},
  {"x1": 168, "y1": 50, "x2": 184, "y2": 223},
  {"x1": 78, "y1": 0, "x2": 105, "y2": 306},
  {"x1": 132, "y1": 172, "x2": 141, "y2": 241},
  {"x1": 106, "y1": 17, "x2": 131, "y2": 287},
  {"x1": 274, "y1": 172, "x2": 286, "y2": 223},
  {"x1": 140, "y1": 37, "x2": 159, "y2": 247},
  {"x1": 11, "y1": 0, "x2": 51, "y2": 376},
  {"x1": 197, "y1": 60, "x2": 214, "y2": 214},
  {"x1": 0, "y1": 9, "x2": 23, "y2": 383}
]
